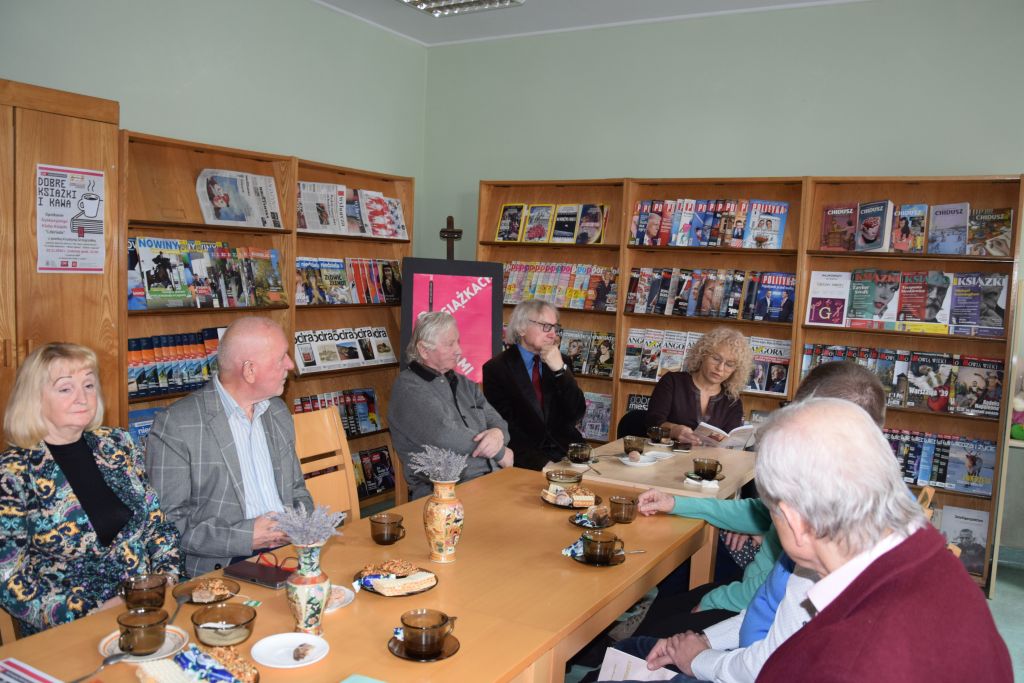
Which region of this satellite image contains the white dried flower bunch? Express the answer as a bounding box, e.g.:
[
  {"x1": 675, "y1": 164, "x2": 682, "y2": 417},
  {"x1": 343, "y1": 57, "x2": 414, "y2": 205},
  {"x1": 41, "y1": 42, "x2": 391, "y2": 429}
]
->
[
  {"x1": 269, "y1": 505, "x2": 346, "y2": 546},
  {"x1": 409, "y1": 445, "x2": 468, "y2": 482}
]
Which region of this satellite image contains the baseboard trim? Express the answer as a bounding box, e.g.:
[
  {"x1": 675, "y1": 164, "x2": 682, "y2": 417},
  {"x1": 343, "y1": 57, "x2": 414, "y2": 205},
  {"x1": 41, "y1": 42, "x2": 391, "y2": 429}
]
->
[{"x1": 998, "y1": 546, "x2": 1024, "y2": 568}]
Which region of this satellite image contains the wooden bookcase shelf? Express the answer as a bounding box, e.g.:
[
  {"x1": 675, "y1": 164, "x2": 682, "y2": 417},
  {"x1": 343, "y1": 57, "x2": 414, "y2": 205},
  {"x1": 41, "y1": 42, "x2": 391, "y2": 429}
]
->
[
  {"x1": 296, "y1": 232, "x2": 410, "y2": 244},
  {"x1": 128, "y1": 220, "x2": 292, "y2": 236},
  {"x1": 477, "y1": 173, "x2": 1023, "y2": 593},
  {"x1": 296, "y1": 303, "x2": 400, "y2": 311},
  {"x1": 291, "y1": 362, "x2": 401, "y2": 381},
  {"x1": 128, "y1": 303, "x2": 291, "y2": 317}
]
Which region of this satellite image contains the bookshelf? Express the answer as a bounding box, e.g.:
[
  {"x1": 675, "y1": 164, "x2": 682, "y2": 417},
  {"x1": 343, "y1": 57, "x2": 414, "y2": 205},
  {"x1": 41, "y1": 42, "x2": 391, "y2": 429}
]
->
[
  {"x1": 477, "y1": 174, "x2": 1022, "y2": 593},
  {"x1": 118, "y1": 134, "x2": 413, "y2": 509}
]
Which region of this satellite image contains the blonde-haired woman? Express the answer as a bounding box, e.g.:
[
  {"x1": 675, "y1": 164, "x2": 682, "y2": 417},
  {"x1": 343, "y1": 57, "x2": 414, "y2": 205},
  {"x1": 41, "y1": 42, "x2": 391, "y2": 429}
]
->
[
  {"x1": 646, "y1": 327, "x2": 753, "y2": 446},
  {"x1": 0, "y1": 343, "x2": 182, "y2": 635}
]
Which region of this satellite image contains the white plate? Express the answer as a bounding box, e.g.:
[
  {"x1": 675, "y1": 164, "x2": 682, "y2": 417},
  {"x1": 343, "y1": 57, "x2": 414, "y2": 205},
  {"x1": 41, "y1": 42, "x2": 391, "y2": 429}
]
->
[
  {"x1": 325, "y1": 584, "x2": 355, "y2": 613},
  {"x1": 251, "y1": 633, "x2": 329, "y2": 669},
  {"x1": 647, "y1": 450, "x2": 676, "y2": 461},
  {"x1": 98, "y1": 625, "x2": 189, "y2": 663},
  {"x1": 618, "y1": 455, "x2": 657, "y2": 467}
]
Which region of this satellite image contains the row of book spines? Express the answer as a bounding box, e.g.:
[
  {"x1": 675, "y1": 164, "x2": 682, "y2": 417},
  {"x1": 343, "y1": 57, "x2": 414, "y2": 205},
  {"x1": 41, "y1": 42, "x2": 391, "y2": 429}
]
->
[
  {"x1": 502, "y1": 262, "x2": 618, "y2": 311},
  {"x1": 295, "y1": 256, "x2": 400, "y2": 306},
  {"x1": 625, "y1": 268, "x2": 795, "y2": 322},
  {"x1": 292, "y1": 388, "x2": 382, "y2": 438},
  {"x1": 351, "y1": 445, "x2": 396, "y2": 499},
  {"x1": 629, "y1": 197, "x2": 789, "y2": 248},
  {"x1": 882, "y1": 428, "x2": 994, "y2": 497},
  {"x1": 127, "y1": 328, "x2": 224, "y2": 398}
]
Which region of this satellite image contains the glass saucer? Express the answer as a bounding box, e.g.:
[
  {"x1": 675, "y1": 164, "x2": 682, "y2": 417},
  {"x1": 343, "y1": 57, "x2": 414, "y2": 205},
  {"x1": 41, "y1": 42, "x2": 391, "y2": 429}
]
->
[
  {"x1": 387, "y1": 634, "x2": 460, "y2": 662},
  {"x1": 571, "y1": 552, "x2": 625, "y2": 567}
]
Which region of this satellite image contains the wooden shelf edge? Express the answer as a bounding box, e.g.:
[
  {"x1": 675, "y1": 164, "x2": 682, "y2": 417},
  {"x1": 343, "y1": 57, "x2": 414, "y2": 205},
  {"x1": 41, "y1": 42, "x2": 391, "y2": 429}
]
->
[
  {"x1": 347, "y1": 428, "x2": 391, "y2": 441},
  {"x1": 292, "y1": 362, "x2": 400, "y2": 380},
  {"x1": 576, "y1": 373, "x2": 613, "y2": 381},
  {"x1": 297, "y1": 303, "x2": 400, "y2": 311},
  {"x1": 806, "y1": 249, "x2": 1014, "y2": 264},
  {"x1": 909, "y1": 482, "x2": 993, "y2": 502},
  {"x1": 503, "y1": 303, "x2": 616, "y2": 316},
  {"x1": 801, "y1": 324, "x2": 1005, "y2": 343},
  {"x1": 128, "y1": 219, "x2": 294, "y2": 235},
  {"x1": 128, "y1": 390, "x2": 192, "y2": 405},
  {"x1": 129, "y1": 303, "x2": 291, "y2": 316},
  {"x1": 479, "y1": 240, "x2": 619, "y2": 251},
  {"x1": 296, "y1": 231, "x2": 409, "y2": 244},
  {"x1": 623, "y1": 312, "x2": 792, "y2": 327},
  {"x1": 1007, "y1": 439, "x2": 1024, "y2": 449},
  {"x1": 887, "y1": 406, "x2": 1000, "y2": 423},
  {"x1": 626, "y1": 245, "x2": 798, "y2": 256}
]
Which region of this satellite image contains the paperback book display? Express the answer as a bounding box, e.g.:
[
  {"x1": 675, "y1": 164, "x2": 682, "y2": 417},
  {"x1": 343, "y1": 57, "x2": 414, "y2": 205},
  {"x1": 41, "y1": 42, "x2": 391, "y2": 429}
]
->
[
  {"x1": 127, "y1": 327, "x2": 225, "y2": 399},
  {"x1": 196, "y1": 169, "x2": 283, "y2": 229},
  {"x1": 800, "y1": 344, "x2": 1003, "y2": 419},
  {"x1": 292, "y1": 387, "x2": 383, "y2": 439},
  {"x1": 937, "y1": 505, "x2": 990, "y2": 574},
  {"x1": 628, "y1": 197, "x2": 788, "y2": 249},
  {"x1": 495, "y1": 203, "x2": 608, "y2": 244},
  {"x1": 558, "y1": 328, "x2": 615, "y2": 377},
  {"x1": 502, "y1": 262, "x2": 618, "y2": 311},
  {"x1": 804, "y1": 269, "x2": 1006, "y2": 337},
  {"x1": 623, "y1": 267, "x2": 796, "y2": 323},
  {"x1": 129, "y1": 236, "x2": 286, "y2": 310},
  {"x1": 351, "y1": 445, "x2": 397, "y2": 499},
  {"x1": 883, "y1": 429, "x2": 996, "y2": 500},
  {"x1": 293, "y1": 326, "x2": 397, "y2": 375},
  {"x1": 295, "y1": 256, "x2": 402, "y2": 306},
  {"x1": 296, "y1": 182, "x2": 408, "y2": 239},
  {"x1": 817, "y1": 200, "x2": 1012, "y2": 257},
  {"x1": 580, "y1": 392, "x2": 612, "y2": 441}
]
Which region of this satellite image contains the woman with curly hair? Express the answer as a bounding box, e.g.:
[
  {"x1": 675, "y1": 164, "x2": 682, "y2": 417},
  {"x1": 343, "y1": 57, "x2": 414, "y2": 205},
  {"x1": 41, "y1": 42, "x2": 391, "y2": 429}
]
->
[
  {"x1": 0, "y1": 343, "x2": 182, "y2": 635},
  {"x1": 645, "y1": 327, "x2": 753, "y2": 446}
]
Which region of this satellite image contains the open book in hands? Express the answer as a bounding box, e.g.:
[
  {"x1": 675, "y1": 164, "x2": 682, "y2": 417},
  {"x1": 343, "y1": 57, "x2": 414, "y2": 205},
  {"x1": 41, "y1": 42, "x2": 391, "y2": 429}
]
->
[{"x1": 693, "y1": 422, "x2": 756, "y2": 449}]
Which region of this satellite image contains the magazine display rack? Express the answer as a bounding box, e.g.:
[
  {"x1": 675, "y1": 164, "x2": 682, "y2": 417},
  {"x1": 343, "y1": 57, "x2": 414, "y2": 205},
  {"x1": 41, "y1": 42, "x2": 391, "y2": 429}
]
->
[
  {"x1": 477, "y1": 174, "x2": 1022, "y2": 593},
  {"x1": 119, "y1": 133, "x2": 413, "y2": 509}
]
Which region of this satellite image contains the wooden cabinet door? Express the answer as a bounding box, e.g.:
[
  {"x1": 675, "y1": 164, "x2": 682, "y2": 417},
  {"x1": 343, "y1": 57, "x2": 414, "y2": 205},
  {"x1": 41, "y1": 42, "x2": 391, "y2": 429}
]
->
[
  {"x1": 14, "y1": 108, "x2": 120, "y2": 423},
  {"x1": 0, "y1": 106, "x2": 14, "y2": 421}
]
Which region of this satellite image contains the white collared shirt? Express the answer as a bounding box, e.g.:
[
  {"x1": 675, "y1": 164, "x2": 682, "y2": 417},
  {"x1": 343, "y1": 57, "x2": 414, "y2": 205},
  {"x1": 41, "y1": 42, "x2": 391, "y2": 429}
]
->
[
  {"x1": 806, "y1": 531, "x2": 907, "y2": 615},
  {"x1": 213, "y1": 375, "x2": 285, "y2": 518}
]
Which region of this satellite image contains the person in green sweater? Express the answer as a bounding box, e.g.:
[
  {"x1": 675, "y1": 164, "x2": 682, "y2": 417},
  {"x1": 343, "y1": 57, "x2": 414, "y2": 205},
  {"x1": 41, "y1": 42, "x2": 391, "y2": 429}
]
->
[{"x1": 632, "y1": 360, "x2": 888, "y2": 637}]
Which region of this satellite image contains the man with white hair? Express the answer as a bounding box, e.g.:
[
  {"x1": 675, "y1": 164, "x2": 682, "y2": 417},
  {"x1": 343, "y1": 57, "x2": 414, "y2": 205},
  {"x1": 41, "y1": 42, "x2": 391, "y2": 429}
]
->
[
  {"x1": 754, "y1": 398, "x2": 1011, "y2": 681},
  {"x1": 147, "y1": 316, "x2": 313, "y2": 576}
]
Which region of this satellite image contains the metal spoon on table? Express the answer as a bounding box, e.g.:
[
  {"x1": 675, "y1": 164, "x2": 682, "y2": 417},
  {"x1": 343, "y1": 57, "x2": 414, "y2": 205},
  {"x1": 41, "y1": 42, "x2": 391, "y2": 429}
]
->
[
  {"x1": 166, "y1": 590, "x2": 190, "y2": 627},
  {"x1": 68, "y1": 652, "x2": 131, "y2": 683}
]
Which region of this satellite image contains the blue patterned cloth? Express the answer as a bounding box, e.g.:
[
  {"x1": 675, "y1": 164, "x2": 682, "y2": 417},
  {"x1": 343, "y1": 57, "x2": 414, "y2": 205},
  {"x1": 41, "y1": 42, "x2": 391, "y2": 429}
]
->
[{"x1": 0, "y1": 427, "x2": 182, "y2": 634}]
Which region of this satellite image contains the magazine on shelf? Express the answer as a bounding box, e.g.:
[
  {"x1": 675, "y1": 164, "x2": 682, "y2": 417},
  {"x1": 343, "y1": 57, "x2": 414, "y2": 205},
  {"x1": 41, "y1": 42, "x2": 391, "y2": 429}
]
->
[
  {"x1": 891, "y1": 203, "x2": 927, "y2": 253},
  {"x1": 335, "y1": 328, "x2": 366, "y2": 369},
  {"x1": 127, "y1": 236, "x2": 148, "y2": 310},
  {"x1": 671, "y1": 198, "x2": 697, "y2": 246},
  {"x1": 560, "y1": 329, "x2": 592, "y2": 375},
  {"x1": 945, "y1": 438, "x2": 996, "y2": 498},
  {"x1": 847, "y1": 268, "x2": 900, "y2": 329},
  {"x1": 386, "y1": 198, "x2": 409, "y2": 240},
  {"x1": 819, "y1": 203, "x2": 857, "y2": 251},
  {"x1": 949, "y1": 271, "x2": 1007, "y2": 337},
  {"x1": 318, "y1": 257, "x2": 351, "y2": 305},
  {"x1": 245, "y1": 247, "x2": 286, "y2": 306},
  {"x1": 656, "y1": 330, "x2": 689, "y2": 380},
  {"x1": 135, "y1": 236, "x2": 192, "y2": 309},
  {"x1": 855, "y1": 200, "x2": 894, "y2": 252},
  {"x1": 344, "y1": 187, "x2": 369, "y2": 235},
  {"x1": 128, "y1": 407, "x2": 166, "y2": 451},
  {"x1": 358, "y1": 189, "x2": 399, "y2": 239},
  {"x1": 747, "y1": 337, "x2": 791, "y2": 396},
  {"x1": 967, "y1": 207, "x2": 1013, "y2": 257},
  {"x1": 495, "y1": 203, "x2": 526, "y2": 241},
  {"x1": 295, "y1": 256, "x2": 325, "y2": 305},
  {"x1": 742, "y1": 200, "x2": 788, "y2": 249},
  {"x1": 550, "y1": 204, "x2": 580, "y2": 243},
  {"x1": 751, "y1": 272, "x2": 796, "y2": 323},
  {"x1": 580, "y1": 392, "x2": 612, "y2": 441},
  {"x1": 805, "y1": 270, "x2": 850, "y2": 327},
  {"x1": 297, "y1": 181, "x2": 346, "y2": 234},
  {"x1": 575, "y1": 204, "x2": 606, "y2": 244},
  {"x1": 521, "y1": 204, "x2": 553, "y2": 242},
  {"x1": 927, "y1": 202, "x2": 970, "y2": 255},
  {"x1": 693, "y1": 422, "x2": 756, "y2": 449},
  {"x1": 585, "y1": 332, "x2": 615, "y2": 377},
  {"x1": 195, "y1": 169, "x2": 282, "y2": 229},
  {"x1": 905, "y1": 351, "x2": 956, "y2": 412},
  {"x1": 952, "y1": 355, "x2": 1003, "y2": 418},
  {"x1": 895, "y1": 270, "x2": 950, "y2": 334},
  {"x1": 638, "y1": 328, "x2": 665, "y2": 381},
  {"x1": 938, "y1": 505, "x2": 989, "y2": 574},
  {"x1": 620, "y1": 328, "x2": 645, "y2": 380}
]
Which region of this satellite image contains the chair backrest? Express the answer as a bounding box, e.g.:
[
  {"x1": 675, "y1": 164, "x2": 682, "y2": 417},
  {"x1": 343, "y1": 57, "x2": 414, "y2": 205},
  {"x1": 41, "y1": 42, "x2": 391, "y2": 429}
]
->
[
  {"x1": 0, "y1": 607, "x2": 17, "y2": 644},
  {"x1": 293, "y1": 410, "x2": 361, "y2": 522},
  {"x1": 616, "y1": 409, "x2": 649, "y2": 440}
]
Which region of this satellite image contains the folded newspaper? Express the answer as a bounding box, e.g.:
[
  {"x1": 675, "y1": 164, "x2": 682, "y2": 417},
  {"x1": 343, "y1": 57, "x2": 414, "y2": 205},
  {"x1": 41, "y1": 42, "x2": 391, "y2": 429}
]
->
[
  {"x1": 694, "y1": 421, "x2": 756, "y2": 449},
  {"x1": 195, "y1": 168, "x2": 283, "y2": 229}
]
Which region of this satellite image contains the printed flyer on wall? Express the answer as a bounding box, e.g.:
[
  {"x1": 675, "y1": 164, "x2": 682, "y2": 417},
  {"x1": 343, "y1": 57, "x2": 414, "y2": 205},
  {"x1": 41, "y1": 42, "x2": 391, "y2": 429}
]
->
[{"x1": 35, "y1": 164, "x2": 105, "y2": 273}]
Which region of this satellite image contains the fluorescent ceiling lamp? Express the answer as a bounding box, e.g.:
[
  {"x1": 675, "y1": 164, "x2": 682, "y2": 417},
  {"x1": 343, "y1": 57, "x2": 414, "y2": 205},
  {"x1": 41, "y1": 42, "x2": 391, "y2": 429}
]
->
[{"x1": 397, "y1": 0, "x2": 525, "y2": 18}]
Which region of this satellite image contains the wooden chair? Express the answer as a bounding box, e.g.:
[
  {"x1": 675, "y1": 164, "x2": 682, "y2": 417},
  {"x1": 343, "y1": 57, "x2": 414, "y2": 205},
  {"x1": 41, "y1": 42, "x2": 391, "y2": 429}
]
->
[
  {"x1": 915, "y1": 486, "x2": 961, "y2": 556},
  {"x1": 293, "y1": 410, "x2": 361, "y2": 523},
  {"x1": 0, "y1": 607, "x2": 17, "y2": 644}
]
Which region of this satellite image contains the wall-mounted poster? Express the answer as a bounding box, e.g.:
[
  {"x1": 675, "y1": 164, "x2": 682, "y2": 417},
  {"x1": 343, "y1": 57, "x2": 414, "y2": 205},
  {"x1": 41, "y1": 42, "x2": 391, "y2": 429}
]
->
[
  {"x1": 35, "y1": 164, "x2": 105, "y2": 273},
  {"x1": 400, "y1": 257, "x2": 504, "y2": 384}
]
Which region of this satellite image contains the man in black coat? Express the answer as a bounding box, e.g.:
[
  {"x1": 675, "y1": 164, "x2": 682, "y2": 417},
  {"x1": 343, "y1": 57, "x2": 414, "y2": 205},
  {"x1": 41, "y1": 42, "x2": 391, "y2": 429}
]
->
[{"x1": 482, "y1": 300, "x2": 587, "y2": 471}]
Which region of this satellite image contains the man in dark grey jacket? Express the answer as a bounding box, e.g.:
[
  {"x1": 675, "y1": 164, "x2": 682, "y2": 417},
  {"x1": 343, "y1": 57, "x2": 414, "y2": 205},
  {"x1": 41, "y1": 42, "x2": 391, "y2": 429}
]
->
[{"x1": 388, "y1": 312, "x2": 512, "y2": 500}]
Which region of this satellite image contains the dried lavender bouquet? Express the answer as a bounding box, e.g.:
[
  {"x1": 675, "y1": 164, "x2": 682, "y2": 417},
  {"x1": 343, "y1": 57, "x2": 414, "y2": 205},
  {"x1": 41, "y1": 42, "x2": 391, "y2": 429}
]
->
[
  {"x1": 269, "y1": 505, "x2": 347, "y2": 546},
  {"x1": 408, "y1": 445, "x2": 469, "y2": 483}
]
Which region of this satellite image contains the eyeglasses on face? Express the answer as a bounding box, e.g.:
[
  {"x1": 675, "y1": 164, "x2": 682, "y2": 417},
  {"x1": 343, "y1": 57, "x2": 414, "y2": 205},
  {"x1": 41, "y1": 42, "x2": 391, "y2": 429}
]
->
[
  {"x1": 708, "y1": 353, "x2": 738, "y2": 370},
  {"x1": 529, "y1": 319, "x2": 563, "y2": 335}
]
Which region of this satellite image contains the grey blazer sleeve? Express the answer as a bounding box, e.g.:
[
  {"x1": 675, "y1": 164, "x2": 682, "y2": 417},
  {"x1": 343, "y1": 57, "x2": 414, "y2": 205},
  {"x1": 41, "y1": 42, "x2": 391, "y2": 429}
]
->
[{"x1": 262, "y1": 398, "x2": 313, "y2": 514}]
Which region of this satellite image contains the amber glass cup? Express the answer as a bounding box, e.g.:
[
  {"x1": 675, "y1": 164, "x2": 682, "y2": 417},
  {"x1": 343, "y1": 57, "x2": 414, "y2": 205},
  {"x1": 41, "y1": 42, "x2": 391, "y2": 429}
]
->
[
  {"x1": 400, "y1": 608, "x2": 457, "y2": 659},
  {"x1": 370, "y1": 512, "x2": 406, "y2": 545},
  {"x1": 693, "y1": 457, "x2": 723, "y2": 480},
  {"x1": 609, "y1": 496, "x2": 638, "y2": 524},
  {"x1": 567, "y1": 442, "x2": 593, "y2": 464},
  {"x1": 117, "y1": 608, "x2": 168, "y2": 656},
  {"x1": 582, "y1": 529, "x2": 624, "y2": 565},
  {"x1": 119, "y1": 574, "x2": 167, "y2": 610}
]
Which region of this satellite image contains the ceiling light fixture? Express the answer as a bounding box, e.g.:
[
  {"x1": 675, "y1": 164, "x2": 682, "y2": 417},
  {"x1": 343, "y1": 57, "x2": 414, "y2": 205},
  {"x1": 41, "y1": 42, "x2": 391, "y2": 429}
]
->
[{"x1": 397, "y1": 0, "x2": 525, "y2": 19}]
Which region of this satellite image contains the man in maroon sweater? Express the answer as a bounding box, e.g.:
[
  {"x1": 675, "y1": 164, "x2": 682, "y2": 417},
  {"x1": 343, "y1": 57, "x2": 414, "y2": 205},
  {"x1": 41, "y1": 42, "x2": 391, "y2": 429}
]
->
[{"x1": 753, "y1": 398, "x2": 1012, "y2": 683}]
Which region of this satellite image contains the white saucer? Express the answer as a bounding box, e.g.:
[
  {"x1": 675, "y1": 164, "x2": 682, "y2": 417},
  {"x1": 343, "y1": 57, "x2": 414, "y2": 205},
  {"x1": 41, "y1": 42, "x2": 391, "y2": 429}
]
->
[
  {"x1": 618, "y1": 455, "x2": 657, "y2": 467},
  {"x1": 325, "y1": 584, "x2": 355, "y2": 613},
  {"x1": 647, "y1": 450, "x2": 676, "y2": 461},
  {"x1": 98, "y1": 625, "x2": 188, "y2": 663},
  {"x1": 251, "y1": 633, "x2": 329, "y2": 668}
]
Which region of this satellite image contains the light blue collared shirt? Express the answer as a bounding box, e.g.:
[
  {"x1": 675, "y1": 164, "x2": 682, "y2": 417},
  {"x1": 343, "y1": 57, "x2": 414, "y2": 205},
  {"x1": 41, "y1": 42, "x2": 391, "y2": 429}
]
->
[
  {"x1": 213, "y1": 375, "x2": 285, "y2": 519},
  {"x1": 517, "y1": 344, "x2": 543, "y2": 382}
]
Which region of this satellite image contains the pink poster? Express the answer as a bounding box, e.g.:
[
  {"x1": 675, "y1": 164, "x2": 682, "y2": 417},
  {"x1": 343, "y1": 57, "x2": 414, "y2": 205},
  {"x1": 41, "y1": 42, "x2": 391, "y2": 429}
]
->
[{"x1": 412, "y1": 273, "x2": 495, "y2": 383}]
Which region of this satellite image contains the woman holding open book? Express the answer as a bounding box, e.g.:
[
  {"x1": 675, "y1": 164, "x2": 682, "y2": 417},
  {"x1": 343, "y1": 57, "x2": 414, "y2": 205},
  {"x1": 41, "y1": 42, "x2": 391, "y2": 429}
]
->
[{"x1": 645, "y1": 327, "x2": 752, "y2": 446}]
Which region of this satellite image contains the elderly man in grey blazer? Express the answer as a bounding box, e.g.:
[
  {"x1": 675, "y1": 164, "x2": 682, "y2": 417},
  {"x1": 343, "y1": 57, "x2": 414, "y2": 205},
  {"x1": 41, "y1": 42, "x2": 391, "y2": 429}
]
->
[{"x1": 146, "y1": 316, "x2": 312, "y2": 577}]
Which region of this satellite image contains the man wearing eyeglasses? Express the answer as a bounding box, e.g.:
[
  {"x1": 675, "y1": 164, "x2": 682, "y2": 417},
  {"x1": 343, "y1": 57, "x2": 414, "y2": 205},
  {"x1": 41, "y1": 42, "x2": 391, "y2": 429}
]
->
[
  {"x1": 147, "y1": 316, "x2": 313, "y2": 577},
  {"x1": 483, "y1": 300, "x2": 587, "y2": 471}
]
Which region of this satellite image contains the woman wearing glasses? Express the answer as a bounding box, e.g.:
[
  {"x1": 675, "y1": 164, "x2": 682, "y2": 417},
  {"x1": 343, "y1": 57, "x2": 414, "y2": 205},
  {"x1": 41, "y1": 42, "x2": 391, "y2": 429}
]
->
[
  {"x1": 482, "y1": 300, "x2": 586, "y2": 471},
  {"x1": 646, "y1": 327, "x2": 753, "y2": 446}
]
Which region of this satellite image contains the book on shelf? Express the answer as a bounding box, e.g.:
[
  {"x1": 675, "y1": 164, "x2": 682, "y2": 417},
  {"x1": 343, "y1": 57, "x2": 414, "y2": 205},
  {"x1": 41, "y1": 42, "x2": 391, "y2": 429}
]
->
[
  {"x1": 523, "y1": 204, "x2": 554, "y2": 243},
  {"x1": 967, "y1": 207, "x2": 1013, "y2": 257},
  {"x1": 195, "y1": 168, "x2": 283, "y2": 229},
  {"x1": 938, "y1": 505, "x2": 989, "y2": 574},
  {"x1": 551, "y1": 204, "x2": 580, "y2": 243},
  {"x1": 742, "y1": 200, "x2": 788, "y2": 249},
  {"x1": 694, "y1": 421, "x2": 756, "y2": 449},
  {"x1": 927, "y1": 202, "x2": 970, "y2": 255},
  {"x1": 805, "y1": 270, "x2": 850, "y2": 327},
  {"x1": 854, "y1": 200, "x2": 894, "y2": 252},
  {"x1": 891, "y1": 203, "x2": 927, "y2": 253},
  {"x1": 495, "y1": 203, "x2": 526, "y2": 241},
  {"x1": 575, "y1": 204, "x2": 607, "y2": 244},
  {"x1": 580, "y1": 392, "x2": 612, "y2": 441},
  {"x1": 819, "y1": 203, "x2": 858, "y2": 251},
  {"x1": 949, "y1": 271, "x2": 1007, "y2": 337},
  {"x1": 297, "y1": 181, "x2": 347, "y2": 234}
]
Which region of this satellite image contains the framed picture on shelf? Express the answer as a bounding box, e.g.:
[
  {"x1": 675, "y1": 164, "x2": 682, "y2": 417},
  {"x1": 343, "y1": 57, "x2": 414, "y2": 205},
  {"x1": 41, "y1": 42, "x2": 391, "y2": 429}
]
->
[{"x1": 400, "y1": 257, "x2": 504, "y2": 384}]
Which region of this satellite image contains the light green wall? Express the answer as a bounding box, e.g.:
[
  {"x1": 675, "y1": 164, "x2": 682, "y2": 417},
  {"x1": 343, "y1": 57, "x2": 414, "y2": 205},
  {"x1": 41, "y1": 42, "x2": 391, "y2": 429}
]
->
[
  {"x1": 0, "y1": 0, "x2": 427, "y2": 178},
  {"x1": 421, "y1": 0, "x2": 1024, "y2": 259}
]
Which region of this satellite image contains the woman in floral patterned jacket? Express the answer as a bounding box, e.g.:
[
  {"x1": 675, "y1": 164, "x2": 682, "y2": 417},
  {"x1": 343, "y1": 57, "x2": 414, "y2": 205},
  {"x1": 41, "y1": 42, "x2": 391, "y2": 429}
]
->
[{"x1": 0, "y1": 343, "x2": 182, "y2": 635}]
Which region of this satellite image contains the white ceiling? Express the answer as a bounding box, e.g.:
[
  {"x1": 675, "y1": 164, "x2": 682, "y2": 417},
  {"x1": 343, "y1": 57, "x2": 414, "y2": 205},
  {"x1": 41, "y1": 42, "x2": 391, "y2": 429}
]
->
[{"x1": 314, "y1": 0, "x2": 868, "y2": 46}]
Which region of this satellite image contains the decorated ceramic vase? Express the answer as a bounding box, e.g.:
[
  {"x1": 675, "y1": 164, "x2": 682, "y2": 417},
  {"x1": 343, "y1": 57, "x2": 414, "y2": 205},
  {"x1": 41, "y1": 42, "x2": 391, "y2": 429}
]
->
[
  {"x1": 286, "y1": 542, "x2": 331, "y2": 634},
  {"x1": 423, "y1": 480, "x2": 464, "y2": 563}
]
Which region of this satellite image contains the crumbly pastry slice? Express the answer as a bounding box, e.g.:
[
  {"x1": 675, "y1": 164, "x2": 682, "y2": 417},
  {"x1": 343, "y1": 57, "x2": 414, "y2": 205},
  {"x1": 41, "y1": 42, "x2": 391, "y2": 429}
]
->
[
  {"x1": 360, "y1": 558, "x2": 418, "y2": 578},
  {"x1": 370, "y1": 570, "x2": 437, "y2": 596},
  {"x1": 192, "y1": 578, "x2": 232, "y2": 603}
]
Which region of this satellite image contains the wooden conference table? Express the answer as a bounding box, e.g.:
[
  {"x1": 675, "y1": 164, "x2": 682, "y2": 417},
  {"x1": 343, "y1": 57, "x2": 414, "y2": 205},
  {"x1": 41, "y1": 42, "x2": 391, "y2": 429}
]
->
[{"x1": 0, "y1": 467, "x2": 709, "y2": 683}]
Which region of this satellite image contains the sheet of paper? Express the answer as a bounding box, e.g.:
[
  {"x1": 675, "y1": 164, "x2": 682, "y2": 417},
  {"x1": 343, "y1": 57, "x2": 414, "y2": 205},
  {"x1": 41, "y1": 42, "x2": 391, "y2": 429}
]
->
[{"x1": 597, "y1": 647, "x2": 678, "y2": 681}]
